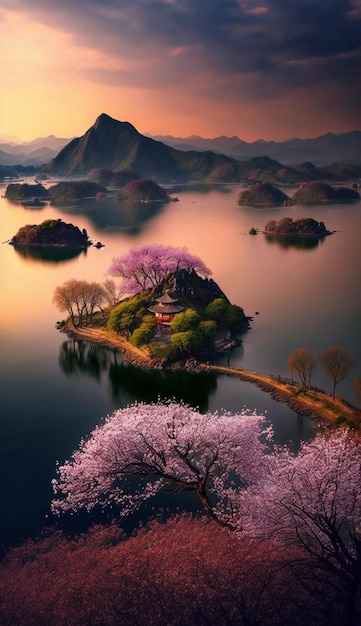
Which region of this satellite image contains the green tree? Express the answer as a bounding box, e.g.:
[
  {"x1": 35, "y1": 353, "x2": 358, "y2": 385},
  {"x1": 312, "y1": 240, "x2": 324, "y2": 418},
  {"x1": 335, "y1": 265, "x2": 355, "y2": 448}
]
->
[
  {"x1": 204, "y1": 298, "x2": 229, "y2": 324},
  {"x1": 287, "y1": 348, "x2": 316, "y2": 390},
  {"x1": 318, "y1": 347, "x2": 355, "y2": 398},
  {"x1": 170, "y1": 308, "x2": 201, "y2": 333},
  {"x1": 170, "y1": 330, "x2": 200, "y2": 357},
  {"x1": 107, "y1": 297, "x2": 147, "y2": 339},
  {"x1": 198, "y1": 320, "x2": 217, "y2": 344},
  {"x1": 130, "y1": 315, "x2": 156, "y2": 347},
  {"x1": 225, "y1": 304, "x2": 246, "y2": 333}
]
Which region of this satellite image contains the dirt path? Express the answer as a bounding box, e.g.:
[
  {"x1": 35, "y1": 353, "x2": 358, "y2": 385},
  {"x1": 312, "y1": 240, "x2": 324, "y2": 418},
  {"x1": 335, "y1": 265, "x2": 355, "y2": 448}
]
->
[
  {"x1": 61, "y1": 325, "x2": 154, "y2": 366},
  {"x1": 201, "y1": 364, "x2": 358, "y2": 426},
  {"x1": 61, "y1": 325, "x2": 359, "y2": 427}
]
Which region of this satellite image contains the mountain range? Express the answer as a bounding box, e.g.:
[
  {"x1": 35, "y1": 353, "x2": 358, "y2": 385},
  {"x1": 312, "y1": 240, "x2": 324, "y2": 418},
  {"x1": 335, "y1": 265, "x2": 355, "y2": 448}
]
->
[
  {"x1": 0, "y1": 135, "x2": 72, "y2": 166},
  {"x1": 1, "y1": 114, "x2": 361, "y2": 184},
  {"x1": 148, "y1": 130, "x2": 361, "y2": 166}
]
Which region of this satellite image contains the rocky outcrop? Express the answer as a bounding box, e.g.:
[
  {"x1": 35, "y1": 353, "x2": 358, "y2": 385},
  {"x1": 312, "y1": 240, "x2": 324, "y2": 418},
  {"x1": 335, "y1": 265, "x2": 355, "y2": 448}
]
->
[{"x1": 153, "y1": 269, "x2": 230, "y2": 306}]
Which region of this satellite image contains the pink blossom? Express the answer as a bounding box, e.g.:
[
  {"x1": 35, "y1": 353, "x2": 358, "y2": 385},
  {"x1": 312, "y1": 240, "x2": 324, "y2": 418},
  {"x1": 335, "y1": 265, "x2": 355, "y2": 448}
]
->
[
  {"x1": 52, "y1": 401, "x2": 269, "y2": 527},
  {"x1": 107, "y1": 244, "x2": 212, "y2": 296}
]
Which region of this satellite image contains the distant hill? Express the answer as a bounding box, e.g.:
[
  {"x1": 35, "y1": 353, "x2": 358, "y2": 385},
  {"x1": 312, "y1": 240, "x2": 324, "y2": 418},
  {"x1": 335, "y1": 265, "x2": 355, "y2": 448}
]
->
[
  {"x1": 0, "y1": 135, "x2": 73, "y2": 166},
  {"x1": 149, "y1": 130, "x2": 361, "y2": 166}
]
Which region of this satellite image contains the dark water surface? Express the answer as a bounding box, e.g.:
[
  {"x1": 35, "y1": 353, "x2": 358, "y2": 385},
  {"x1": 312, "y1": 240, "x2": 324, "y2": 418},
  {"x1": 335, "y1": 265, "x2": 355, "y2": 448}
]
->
[{"x1": 1, "y1": 181, "x2": 360, "y2": 548}]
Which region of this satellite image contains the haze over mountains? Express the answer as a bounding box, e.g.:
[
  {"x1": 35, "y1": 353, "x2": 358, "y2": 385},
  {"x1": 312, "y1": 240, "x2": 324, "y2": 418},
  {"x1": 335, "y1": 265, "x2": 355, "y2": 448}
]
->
[
  {"x1": 148, "y1": 130, "x2": 361, "y2": 166},
  {"x1": 0, "y1": 135, "x2": 72, "y2": 166},
  {"x1": 1, "y1": 114, "x2": 360, "y2": 184}
]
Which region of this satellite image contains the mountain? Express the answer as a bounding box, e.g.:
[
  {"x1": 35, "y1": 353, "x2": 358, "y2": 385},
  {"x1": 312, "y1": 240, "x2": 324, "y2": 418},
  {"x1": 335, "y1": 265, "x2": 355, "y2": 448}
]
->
[
  {"x1": 148, "y1": 130, "x2": 361, "y2": 166},
  {"x1": 0, "y1": 136, "x2": 73, "y2": 166},
  {"x1": 41, "y1": 113, "x2": 303, "y2": 184}
]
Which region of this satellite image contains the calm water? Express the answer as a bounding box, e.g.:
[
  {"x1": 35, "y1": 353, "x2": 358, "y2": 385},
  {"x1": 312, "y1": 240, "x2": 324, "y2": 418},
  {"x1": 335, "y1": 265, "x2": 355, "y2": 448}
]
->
[{"x1": 0, "y1": 181, "x2": 360, "y2": 548}]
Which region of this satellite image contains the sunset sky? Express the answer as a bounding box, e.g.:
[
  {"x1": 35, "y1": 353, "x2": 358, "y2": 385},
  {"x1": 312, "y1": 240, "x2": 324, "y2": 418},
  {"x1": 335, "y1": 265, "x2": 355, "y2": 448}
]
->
[{"x1": 1, "y1": 0, "x2": 361, "y2": 143}]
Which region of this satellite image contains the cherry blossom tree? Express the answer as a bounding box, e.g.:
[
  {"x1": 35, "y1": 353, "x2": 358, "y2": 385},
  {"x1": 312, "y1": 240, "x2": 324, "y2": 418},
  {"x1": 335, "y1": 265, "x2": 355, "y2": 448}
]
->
[
  {"x1": 241, "y1": 430, "x2": 361, "y2": 626},
  {"x1": 52, "y1": 401, "x2": 271, "y2": 529},
  {"x1": 0, "y1": 516, "x2": 319, "y2": 626},
  {"x1": 107, "y1": 244, "x2": 212, "y2": 296}
]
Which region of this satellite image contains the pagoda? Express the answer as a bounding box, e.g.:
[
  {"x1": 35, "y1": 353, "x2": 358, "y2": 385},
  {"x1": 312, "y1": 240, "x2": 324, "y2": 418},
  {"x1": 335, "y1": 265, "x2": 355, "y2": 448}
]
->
[{"x1": 148, "y1": 291, "x2": 185, "y2": 326}]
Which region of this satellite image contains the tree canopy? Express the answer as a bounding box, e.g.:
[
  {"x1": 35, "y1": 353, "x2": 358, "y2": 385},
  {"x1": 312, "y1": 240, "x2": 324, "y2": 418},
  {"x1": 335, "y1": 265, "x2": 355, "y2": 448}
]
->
[
  {"x1": 52, "y1": 401, "x2": 270, "y2": 527},
  {"x1": 319, "y1": 347, "x2": 355, "y2": 398},
  {"x1": 108, "y1": 244, "x2": 212, "y2": 297}
]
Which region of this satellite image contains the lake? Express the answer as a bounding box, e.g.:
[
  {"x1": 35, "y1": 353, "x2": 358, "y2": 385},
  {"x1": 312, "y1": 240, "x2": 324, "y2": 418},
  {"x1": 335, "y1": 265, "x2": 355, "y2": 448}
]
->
[{"x1": 0, "y1": 180, "x2": 360, "y2": 549}]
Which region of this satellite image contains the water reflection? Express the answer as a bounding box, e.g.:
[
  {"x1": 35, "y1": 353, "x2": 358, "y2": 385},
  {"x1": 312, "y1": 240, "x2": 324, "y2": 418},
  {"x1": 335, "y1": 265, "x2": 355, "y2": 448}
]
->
[
  {"x1": 58, "y1": 196, "x2": 165, "y2": 234},
  {"x1": 109, "y1": 362, "x2": 218, "y2": 411},
  {"x1": 264, "y1": 234, "x2": 327, "y2": 250},
  {"x1": 12, "y1": 244, "x2": 87, "y2": 263},
  {"x1": 58, "y1": 339, "x2": 218, "y2": 411},
  {"x1": 168, "y1": 183, "x2": 234, "y2": 195},
  {"x1": 59, "y1": 340, "x2": 119, "y2": 380}
]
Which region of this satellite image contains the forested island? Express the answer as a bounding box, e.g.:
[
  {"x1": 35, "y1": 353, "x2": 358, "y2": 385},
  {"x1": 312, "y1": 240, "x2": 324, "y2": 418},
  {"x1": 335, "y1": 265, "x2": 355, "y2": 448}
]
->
[
  {"x1": 117, "y1": 178, "x2": 171, "y2": 202},
  {"x1": 10, "y1": 219, "x2": 91, "y2": 247},
  {"x1": 54, "y1": 245, "x2": 248, "y2": 364},
  {"x1": 5, "y1": 181, "x2": 107, "y2": 205},
  {"x1": 264, "y1": 217, "x2": 332, "y2": 237},
  {"x1": 238, "y1": 183, "x2": 291, "y2": 206},
  {"x1": 292, "y1": 181, "x2": 360, "y2": 204},
  {"x1": 238, "y1": 181, "x2": 360, "y2": 206}
]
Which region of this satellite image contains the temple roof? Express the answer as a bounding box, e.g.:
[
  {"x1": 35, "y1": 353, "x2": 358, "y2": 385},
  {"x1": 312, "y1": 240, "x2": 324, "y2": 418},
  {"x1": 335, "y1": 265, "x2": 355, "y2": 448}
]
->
[
  {"x1": 148, "y1": 302, "x2": 185, "y2": 314},
  {"x1": 154, "y1": 291, "x2": 179, "y2": 304}
]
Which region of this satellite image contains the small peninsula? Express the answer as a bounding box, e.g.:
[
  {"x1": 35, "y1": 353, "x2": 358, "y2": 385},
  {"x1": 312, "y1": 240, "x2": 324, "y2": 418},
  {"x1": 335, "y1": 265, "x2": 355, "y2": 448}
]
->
[{"x1": 10, "y1": 219, "x2": 91, "y2": 247}]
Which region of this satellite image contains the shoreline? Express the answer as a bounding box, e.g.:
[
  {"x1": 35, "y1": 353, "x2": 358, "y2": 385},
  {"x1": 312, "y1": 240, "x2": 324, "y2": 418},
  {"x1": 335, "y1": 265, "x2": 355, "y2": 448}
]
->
[{"x1": 61, "y1": 324, "x2": 360, "y2": 428}]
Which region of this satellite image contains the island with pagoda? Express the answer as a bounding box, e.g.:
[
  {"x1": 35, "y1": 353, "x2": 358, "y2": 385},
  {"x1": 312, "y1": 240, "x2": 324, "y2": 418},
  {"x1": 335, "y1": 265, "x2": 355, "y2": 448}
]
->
[
  {"x1": 55, "y1": 245, "x2": 249, "y2": 367},
  {"x1": 105, "y1": 268, "x2": 249, "y2": 365}
]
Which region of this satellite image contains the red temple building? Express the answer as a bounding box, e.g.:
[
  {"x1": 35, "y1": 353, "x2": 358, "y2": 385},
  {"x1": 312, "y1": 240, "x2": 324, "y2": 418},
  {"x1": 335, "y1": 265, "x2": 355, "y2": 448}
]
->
[{"x1": 148, "y1": 291, "x2": 185, "y2": 326}]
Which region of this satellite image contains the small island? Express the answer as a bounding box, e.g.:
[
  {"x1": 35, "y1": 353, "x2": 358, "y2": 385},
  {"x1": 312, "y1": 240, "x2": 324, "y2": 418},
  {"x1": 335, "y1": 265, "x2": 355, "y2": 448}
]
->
[
  {"x1": 264, "y1": 217, "x2": 332, "y2": 237},
  {"x1": 10, "y1": 219, "x2": 92, "y2": 247},
  {"x1": 88, "y1": 168, "x2": 140, "y2": 187},
  {"x1": 54, "y1": 245, "x2": 249, "y2": 366},
  {"x1": 5, "y1": 180, "x2": 108, "y2": 206},
  {"x1": 117, "y1": 179, "x2": 170, "y2": 202},
  {"x1": 292, "y1": 181, "x2": 360, "y2": 204},
  {"x1": 238, "y1": 183, "x2": 292, "y2": 206},
  {"x1": 5, "y1": 183, "x2": 49, "y2": 201},
  {"x1": 238, "y1": 181, "x2": 360, "y2": 207},
  {"x1": 47, "y1": 181, "x2": 107, "y2": 205}
]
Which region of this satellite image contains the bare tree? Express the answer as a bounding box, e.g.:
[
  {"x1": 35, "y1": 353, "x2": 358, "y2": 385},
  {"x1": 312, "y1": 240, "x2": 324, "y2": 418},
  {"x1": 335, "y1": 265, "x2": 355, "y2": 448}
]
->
[
  {"x1": 318, "y1": 347, "x2": 355, "y2": 398},
  {"x1": 102, "y1": 278, "x2": 121, "y2": 307},
  {"x1": 53, "y1": 279, "x2": 106, "y2": 327},
  {"x1": 287, "y1": 348, "x2": 316, "y2": 390}
]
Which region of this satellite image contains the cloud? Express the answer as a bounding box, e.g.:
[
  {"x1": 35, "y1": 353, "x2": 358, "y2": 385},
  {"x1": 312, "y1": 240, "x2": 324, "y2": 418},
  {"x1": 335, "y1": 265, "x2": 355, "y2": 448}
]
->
[
  {"x1": 2, "y1": 0, "x2": 361, "y2": 136},
  {"x1": 3, "y1": 0, "x2": 361, "y2": 89}
]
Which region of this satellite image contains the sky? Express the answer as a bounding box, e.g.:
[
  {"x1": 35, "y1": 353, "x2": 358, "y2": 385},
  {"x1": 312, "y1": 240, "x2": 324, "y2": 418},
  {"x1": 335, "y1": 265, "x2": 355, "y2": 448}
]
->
[{"x1": 1, "y1": 0, "x2": 361, "y2": 143}]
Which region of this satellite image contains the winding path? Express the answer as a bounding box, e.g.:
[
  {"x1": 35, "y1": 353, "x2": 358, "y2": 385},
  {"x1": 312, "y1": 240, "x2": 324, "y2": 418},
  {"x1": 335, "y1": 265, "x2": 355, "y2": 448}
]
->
[
  {"x1": 61, "y1": 325, "x2": 359, "y2": 428},
  {"x1": 200, "y1": 364, "x2": 358, "y2": 426}
]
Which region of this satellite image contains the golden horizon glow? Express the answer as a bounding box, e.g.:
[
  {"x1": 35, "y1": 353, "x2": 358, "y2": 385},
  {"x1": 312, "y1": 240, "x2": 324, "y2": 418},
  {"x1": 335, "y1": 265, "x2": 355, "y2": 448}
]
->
[{"x1": 1, "y1": 4, "x2": 360, "y2": 142}]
